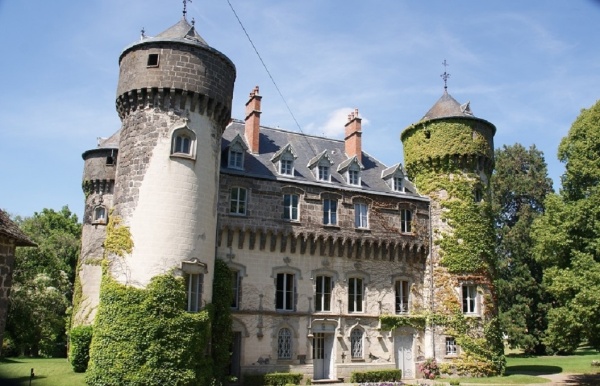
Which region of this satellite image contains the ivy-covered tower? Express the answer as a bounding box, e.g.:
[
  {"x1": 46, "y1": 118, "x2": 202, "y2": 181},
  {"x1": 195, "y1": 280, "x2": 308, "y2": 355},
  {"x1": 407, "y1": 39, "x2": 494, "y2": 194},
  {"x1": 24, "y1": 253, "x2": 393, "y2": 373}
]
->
[{"x1": 401, "y1": 89, "x2": 504, "y2": 374}]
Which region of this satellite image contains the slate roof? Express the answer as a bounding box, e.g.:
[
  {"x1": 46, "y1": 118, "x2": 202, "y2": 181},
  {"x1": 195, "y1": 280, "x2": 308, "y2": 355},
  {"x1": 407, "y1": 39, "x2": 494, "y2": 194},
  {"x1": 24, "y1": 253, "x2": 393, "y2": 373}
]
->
[
  {"x1": 221, "y1": 120, "x2": 421, "y2": 199},
  {"x1": 421, "y1": 90, "x2": 473, "y2": 121},
  {"x1": 0, "y1": 210, "x2": 36, "y2": 247}
]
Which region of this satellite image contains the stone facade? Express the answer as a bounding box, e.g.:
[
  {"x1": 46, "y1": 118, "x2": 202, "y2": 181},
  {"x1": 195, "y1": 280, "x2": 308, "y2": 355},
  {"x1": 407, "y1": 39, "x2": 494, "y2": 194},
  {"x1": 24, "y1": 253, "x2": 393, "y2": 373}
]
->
[{"x1": 75, "y1": 15, "x2": 500, "y2": 384}]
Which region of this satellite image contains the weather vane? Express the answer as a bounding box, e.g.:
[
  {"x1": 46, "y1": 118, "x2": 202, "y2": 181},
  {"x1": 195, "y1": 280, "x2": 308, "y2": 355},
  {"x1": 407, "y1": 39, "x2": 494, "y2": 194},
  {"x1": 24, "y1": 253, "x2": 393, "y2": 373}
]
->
[
  {"x1": 183, "y1": 0, "x2": 192, "y2": 19},
  {"x1": 441, "y1": 59, "x2": 450, "y2": 90}
]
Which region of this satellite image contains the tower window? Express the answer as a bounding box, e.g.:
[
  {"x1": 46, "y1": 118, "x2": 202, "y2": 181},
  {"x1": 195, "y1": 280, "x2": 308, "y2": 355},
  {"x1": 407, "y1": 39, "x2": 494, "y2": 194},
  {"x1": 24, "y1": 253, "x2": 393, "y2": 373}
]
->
[
  {"x1": 106, "y1": 156, "x2": 115, "y2": 166},
  {"x1": 186, "y1": 273, "x2": 204, "y2": 312},
  {"x1": 147, "y1": 53, "x2": 159, "y2": 67},
  {"x1": 171, "y1": 127, "x2": 196, "y2": 159},
  {"x1": 93, "y1": 206, "x2": 107, "y2": 224}
]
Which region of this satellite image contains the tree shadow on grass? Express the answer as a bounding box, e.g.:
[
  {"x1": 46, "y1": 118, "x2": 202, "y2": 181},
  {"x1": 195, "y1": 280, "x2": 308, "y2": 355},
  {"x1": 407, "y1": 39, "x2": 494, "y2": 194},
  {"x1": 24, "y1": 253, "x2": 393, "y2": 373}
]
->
[
  {"x1": 506, "y1": 365, "x2": 563, "y2": 375},
  {"x1": 565, "y1": 373, "x2": 600, "y2": 386},
  {"x1": 0, "y1": 376, "x2": 48, "y2": 386}
]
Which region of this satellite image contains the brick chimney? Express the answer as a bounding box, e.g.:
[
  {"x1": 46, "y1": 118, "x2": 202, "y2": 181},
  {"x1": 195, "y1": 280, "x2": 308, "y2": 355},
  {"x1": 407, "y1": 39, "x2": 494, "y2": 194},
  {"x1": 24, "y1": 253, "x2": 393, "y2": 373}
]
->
[
  {"x1": 245, "y1": 86, "x2": 262, "y2": 154},
  {"x1": 344, "y1": 108, "x2": 362, "y2": 162}
]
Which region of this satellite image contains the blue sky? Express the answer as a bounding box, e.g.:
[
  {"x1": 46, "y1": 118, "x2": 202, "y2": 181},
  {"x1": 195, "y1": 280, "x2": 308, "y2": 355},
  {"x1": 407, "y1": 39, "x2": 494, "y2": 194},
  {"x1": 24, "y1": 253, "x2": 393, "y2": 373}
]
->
[{"x1": 1, "y1": 0, "x2": 599, "y2": 220}]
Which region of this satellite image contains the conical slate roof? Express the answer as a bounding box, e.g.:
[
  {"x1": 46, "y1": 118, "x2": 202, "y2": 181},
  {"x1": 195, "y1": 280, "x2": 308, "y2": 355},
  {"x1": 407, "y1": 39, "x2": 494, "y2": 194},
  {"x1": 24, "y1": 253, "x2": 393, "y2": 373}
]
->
[
  {"x1": 120, "y1": 17, "x2": 209, "y2": 58},
  {"x1": 421, "y1": 90, "x2": 473, "y2": 121}
]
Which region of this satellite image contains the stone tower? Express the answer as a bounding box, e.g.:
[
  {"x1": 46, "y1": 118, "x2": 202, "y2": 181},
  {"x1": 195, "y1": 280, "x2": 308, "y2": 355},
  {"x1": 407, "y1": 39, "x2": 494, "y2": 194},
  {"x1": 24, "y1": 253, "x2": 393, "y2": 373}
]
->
[
  {"x1": 75, "y1": 16, "x2": 236, "y2": 323},
  {"x1": 401, "y1": 90, "x2": 503, "y2": 372}
]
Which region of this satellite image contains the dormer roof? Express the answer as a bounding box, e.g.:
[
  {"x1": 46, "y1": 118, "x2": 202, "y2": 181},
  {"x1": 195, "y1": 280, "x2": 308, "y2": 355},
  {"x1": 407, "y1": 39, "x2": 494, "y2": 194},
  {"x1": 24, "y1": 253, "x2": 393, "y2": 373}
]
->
[
  {"x1": 337, "y1": 155, "x2": 364, "y2": 174},
  {"x1": 270, "y1": 143, "x2": 297, "y2": 163},
  {"x1": 307, "y1": 150, "x2": 334, "y2": 170}
]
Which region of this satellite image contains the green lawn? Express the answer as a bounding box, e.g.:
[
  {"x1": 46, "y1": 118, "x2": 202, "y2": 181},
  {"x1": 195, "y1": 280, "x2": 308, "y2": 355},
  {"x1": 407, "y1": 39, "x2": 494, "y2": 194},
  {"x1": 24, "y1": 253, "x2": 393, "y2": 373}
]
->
[
  {"x1": 1, "y1": 350, "x2": 600, "y2": 385},
  {"x1": 0, "y1": 358, "x2": 85, "y2": 386}
]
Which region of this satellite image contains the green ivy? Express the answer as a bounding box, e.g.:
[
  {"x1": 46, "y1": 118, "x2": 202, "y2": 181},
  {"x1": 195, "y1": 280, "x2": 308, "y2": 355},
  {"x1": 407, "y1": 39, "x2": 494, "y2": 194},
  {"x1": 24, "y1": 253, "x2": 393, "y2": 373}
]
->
[
  {"x1": 401, "y1": 118, "x2": 504, "y2": 375},
  {"x1": 85, "y1": 274, "x2": 212, "y2": 386},
  {"x1": 69, "y1": 325, "x2": 93, "y2": 373},
  {"x1": 211, "y1": 259, "x2": 234, "y2": 384}
]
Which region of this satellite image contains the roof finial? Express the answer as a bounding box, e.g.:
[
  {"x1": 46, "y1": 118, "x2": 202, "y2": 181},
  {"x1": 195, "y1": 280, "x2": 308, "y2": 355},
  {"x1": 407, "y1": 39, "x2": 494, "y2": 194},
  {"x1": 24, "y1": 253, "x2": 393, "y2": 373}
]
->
[
  {"x1": 191, "y1": 17, "x2": 195, "y2": 27},
  {"x1": 140, "y1": 27, "x2": 146, "y2": 40},
  {"x1": 441, "y1": 59, "x2": 450, "y2": 91},
  {"x1": 183, "y1": 0, "x2": 192, "y2": 20}
]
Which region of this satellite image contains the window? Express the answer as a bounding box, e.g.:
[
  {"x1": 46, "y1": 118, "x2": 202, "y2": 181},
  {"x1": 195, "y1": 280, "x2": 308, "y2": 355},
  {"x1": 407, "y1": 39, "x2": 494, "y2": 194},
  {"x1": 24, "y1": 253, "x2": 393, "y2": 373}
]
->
[
  {"x1": 315, "y1": 276, "x2": 332, "y2": 312},
  {"x1": 171, "y1": 127, "x2": 196, "y2": 158},
  {"x1": 230, "y1": 187, "x2": 247, "y2": 215},
  {"x1": 318, "y1": 165, "x2": 330, "y2": 181},
  {"x1": 393, "y1": 176, "x2": 404, "y2": 192},
  {"x1": 400, "y1": 209, "x2": 412, "y2": 233},
  {"x1": 186, "y1": 273, "x2": 203, "y2": 312},
  {"x1": 283, "y1": 194, "x2": 299, "y2": 221},
  {"x1": 276, "y1": 273, "x2": 295, "y2": 311},
  {"x1": 348, "y1": 169, "x2": 360, "y2": 185},
  {"x1": 323, "y1": 199, "x2": 337, "y2": 226},
  {"x1": 277, "y1": 328, "x2": 292, "y2": 359},
  {"x1": 395, "y1": 280, "x2": 409, "y2": 314},
  {"x1": 228, "y1": 145, "x2": 244, "y2": 169},
  {"x1": 446, "y1": 337, "x2": 457, "y2": 356},
  {"x1": 106, "y1": 156, "x2": 115, "y2": 166},
  {"x1": 354, "y1": 203, "x2": 368, "y2": 228},
  {"x1": 474, "y1": 188, "x2": 483, "y2": 203},
  {"x1": 174, "y1": 134, "x2": 191, "y2": 154},
  {"x1": 93, "y1": 206, "x2": 107, "y2": 224},
  {"x1": 147, "y1": 53, "x2": 159, "y2": 67},
  {"x1": 462, "y1": 285, "x2": 477, "y2": 314},
  {"x1": 350, "y1": 328, "x2": 364, "y2": 359},
  {"x1": 231, "y1": 271, "x2": 240, "y2": 309},
  {"x1": 348, "y1": 277, "x2": 363, "y2": 313},
  {"x1": 280, "y1": 158, "x2": 294, "y2": 176}
]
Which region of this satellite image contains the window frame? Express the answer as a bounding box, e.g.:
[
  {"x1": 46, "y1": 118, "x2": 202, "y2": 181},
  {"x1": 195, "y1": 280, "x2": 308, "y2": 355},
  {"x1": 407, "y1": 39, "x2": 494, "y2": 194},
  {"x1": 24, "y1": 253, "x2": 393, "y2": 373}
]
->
[
  {"x1": 283, "y1": 193, "x2": 299, "y2": 221},
  {"x1": 276, "y1": 273, "x2": 295, "y2": 311},
  {"x1": 231, "y1": 270, "x2": 240, "y2": 309},
  {"x1": 395, "y1": 280, "x2": 410, "y2": 314},
  {"x1": 446, "y1": 337, "x2": 458, "y2": 356},
  {"x1": 318, "y1": 164, "x2": 330, "y2": 182},
  {"x1": 354, "y1": 203, "x2": 369, "y2": 229},
  {"x1": 348, "y1": 277, "x2": 364, "y2": 313},
  {"x1": 92, "y1": 206, "x2": 107, "y2": 225},
  {"x1": 393, "y1": 176, "x2": 404, "y2": 192},
  {"x1": 462, "y1": 285, "x2": 478, "y2": 314},
  {"x1": 322, "y1": 198, "x2": 338, "y2": 226},
  {"x1": 171, "y1": 127, "x2": 196, "y2": 159},
  {"x1": 228, "y1": 144, "x2": 245, "y2": 170},
  {"x1": 348, "y1": 169, "x2": 360, "y2": 186},
  {"x1": 400, "y1": 209, "x2": 412, "y2": 233},
  {"x1": 277, "y1": 328, "x2": 293, "y2": 359},
  {"x1": 279, "y1": 156, "x2": 294, "y2": 176},
  {"x1": 185, "y1": 273, "x2": 204, "y2": 312},
  {"x1": 315, "y1": 275, "x2": 333, "y2": 312},
  {"x1": 350, "y1": 328, "x2": 364, "y2": 359},
  {"x1": 229, "y1": 187, "x2": 247, "y2": 216}
]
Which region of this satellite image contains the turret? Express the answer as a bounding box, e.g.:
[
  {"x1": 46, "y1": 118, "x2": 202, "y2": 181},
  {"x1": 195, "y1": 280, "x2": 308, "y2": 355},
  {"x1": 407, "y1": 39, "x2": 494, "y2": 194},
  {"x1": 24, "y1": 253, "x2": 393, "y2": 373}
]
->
[
  {"x1": 401, "y1": 87, "x2": 503, "y2": 374},
  {"x1": 108, "y1": 16, "x2": 236, "y2": 305}
]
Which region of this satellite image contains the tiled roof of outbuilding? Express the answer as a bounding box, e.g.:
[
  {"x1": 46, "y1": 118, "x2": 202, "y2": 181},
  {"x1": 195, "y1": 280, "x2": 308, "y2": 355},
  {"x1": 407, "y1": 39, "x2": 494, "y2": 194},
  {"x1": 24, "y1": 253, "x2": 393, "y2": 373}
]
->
[
  {"x1": 221, "y1": 120, "x2": 421, "y2": 199},
  {"x1": 0, "y1": 210, "x2": 36, "y2": 247}
]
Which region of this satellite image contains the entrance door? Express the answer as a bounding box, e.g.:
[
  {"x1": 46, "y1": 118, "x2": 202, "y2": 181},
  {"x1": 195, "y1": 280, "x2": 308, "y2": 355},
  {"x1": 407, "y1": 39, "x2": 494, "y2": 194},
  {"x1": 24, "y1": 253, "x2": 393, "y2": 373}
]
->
[
  {"x1": 395, "y1": 334, "x2": 414, "y2": 379},
  {"x1": 228, "y1": 332, "x2": 242, "y2": 383},
  {"x1": 313, "y1": 333, "x2": 334, "y2": 380}
]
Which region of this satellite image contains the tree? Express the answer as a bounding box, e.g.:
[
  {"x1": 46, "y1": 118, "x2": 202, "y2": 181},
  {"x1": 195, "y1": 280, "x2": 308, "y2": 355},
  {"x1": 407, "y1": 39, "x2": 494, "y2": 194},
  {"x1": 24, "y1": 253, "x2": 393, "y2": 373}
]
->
[
  {"x1": 6, "y1": 206, "x2": 81, "y2": 356},
  {"x1": 533, "y1": 99, "x2": 600, "y2": 354},
  {"x1": 493, "y1": 144, "x2": 553, "y2": 354}
]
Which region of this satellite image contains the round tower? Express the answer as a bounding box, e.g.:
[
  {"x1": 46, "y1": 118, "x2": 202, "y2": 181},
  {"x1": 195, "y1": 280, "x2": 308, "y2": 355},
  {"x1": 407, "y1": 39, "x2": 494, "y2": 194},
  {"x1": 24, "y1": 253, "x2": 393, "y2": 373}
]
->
[
  {"x1": 110, "y1": 16, "x2": 236, "y2": 304},
  {"x1": 75, "y1": 134, "x2": 118, "y2": 325},
  {"x1": 401, "y1": 90, "x2": 503, "y2": 373}
]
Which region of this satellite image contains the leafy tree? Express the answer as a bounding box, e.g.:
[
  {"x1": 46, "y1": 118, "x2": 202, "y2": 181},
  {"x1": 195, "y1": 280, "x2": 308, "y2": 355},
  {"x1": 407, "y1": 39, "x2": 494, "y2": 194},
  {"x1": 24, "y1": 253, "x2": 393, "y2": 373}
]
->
[
  {"x1": 6, "y1": 206, "x2": 81, "y2": 356},
  {"x1": 493, "y1": 144, "x2": 553, "y2": 354},
  {"x1": 533, "y1": 99, "x2": 600, "y2": 354},
  {"x1": 211, "y1": 259, "x2": 233, "y2": 384}
]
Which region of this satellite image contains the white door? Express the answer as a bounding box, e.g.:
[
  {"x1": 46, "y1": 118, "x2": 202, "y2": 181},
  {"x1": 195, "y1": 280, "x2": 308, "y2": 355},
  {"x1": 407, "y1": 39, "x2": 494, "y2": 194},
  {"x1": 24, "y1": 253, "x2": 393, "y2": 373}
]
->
[
  {"x1": 313, "y1": 333, "x2": 334, "y2": 380},
  {"x1": 395, "y1": 334, "x2": 414, "y2": 379}
]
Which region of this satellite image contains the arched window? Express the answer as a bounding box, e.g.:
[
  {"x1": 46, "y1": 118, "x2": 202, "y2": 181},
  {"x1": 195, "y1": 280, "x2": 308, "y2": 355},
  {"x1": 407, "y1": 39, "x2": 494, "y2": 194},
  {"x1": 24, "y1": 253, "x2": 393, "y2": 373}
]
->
[
  {"x1": 350, "y1": 328, "x2": 363, "y2": 359},
  {"x1": 171, "y1": 127, "x2": 196, "y2": 159},
  {"x1": 277, "y1": 328, "x2": 292, "y2": 359}
]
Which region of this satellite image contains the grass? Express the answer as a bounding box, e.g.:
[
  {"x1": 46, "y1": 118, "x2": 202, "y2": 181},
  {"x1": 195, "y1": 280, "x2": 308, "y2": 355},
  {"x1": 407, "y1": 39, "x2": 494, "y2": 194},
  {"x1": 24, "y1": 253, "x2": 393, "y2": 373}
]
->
[
  {"x1": 1, "y1": 349, "x2": 599, "y2": 385},
  {"x1": 0, "y1": 358, "x2": 85, "y2": 386}
]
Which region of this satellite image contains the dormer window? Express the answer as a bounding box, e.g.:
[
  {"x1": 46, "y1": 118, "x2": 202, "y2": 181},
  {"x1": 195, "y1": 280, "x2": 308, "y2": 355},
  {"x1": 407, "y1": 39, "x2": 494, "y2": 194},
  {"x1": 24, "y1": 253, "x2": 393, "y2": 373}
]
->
[
  {"x1": 280, "y1": 156, "x2": 294, "y2": 176},
  {"x1": 337, "y1": 156, "x2": 363, "y2": 186},
  {"x1": 393, "y1": 176, "x2": 404, "y2": 192},
  {"x1": 171, "y1": 126, "x2": 196, "y2": 159},
  {"x1": 318, "y1": 164, "x2": 330, "y2": 181},
  {"x1": 271, "y1": 143, "x2": 297, "y2": 177},
  {"x1": 227, "y1": 134, "x2": 249, "y2": 170}
]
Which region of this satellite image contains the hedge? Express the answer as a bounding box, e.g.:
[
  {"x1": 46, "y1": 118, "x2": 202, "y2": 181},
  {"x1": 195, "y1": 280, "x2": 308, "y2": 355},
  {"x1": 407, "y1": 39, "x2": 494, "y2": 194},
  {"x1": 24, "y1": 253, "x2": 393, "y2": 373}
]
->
[
  {"x1": 244, "y1": 372, "x2": 304, "y2": 386},
  {"x1": 350, "y1": 369, "x2": 402, "y2": 382}
]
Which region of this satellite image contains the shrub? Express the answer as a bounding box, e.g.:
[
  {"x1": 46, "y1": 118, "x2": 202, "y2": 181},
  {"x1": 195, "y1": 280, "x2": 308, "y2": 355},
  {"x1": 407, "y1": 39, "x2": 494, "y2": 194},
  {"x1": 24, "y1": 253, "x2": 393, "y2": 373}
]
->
[
  {"x1": 243, "y1": 372, "x2": 303, "y2": 386},
  {"x1": 69, "y1": 325, "x2": 93, "y2": 372},
  {"x1": 418, "y1": 357, "x2": 440, "y2": 380},
  {"x1": 350, "y1": 369, "x2": 402, "y2": 382}
]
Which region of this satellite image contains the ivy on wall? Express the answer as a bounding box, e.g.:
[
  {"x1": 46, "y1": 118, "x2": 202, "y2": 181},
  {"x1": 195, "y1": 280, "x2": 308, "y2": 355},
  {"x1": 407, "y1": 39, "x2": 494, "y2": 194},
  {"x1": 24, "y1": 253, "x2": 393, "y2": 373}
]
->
[{"x1": 398, "y1": 118, "x2": 504, "y2": 376}]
